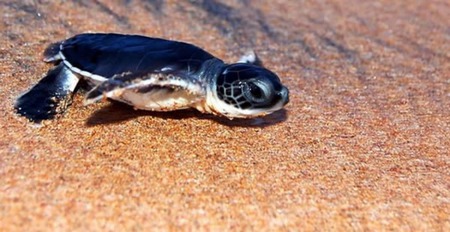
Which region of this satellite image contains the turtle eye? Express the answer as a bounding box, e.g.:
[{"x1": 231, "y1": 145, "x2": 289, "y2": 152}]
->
[{"x1": 244, "y1": 80, "x2": 271, "y2": 104}]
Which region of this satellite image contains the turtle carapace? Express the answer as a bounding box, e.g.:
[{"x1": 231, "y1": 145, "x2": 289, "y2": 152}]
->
[{"x1": 15, "y1": 33, "x2": 289, "y2": 122}]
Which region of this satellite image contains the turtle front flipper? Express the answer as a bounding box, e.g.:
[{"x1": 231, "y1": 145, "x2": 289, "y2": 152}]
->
[
  {"x1": 43, "y1": 41, "x2": 63, "y2": 63},
  {"x1": 15, "y1": 63, "x2": 79, "y2": 122},
  {"x1": 84, "y1": 72, "x2": 205, "y2": 111},
  {"x1": 237, "y1": 50, "x2": 263, "y2": 67}
]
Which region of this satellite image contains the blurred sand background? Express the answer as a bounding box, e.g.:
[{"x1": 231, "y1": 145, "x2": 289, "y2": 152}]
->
[{"x1": 0, "y1": 0, "x2": 449, "y2": 230}]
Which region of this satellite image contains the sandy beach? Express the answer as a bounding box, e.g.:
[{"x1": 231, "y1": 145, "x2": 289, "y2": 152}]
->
[{"x1": 1, "y1": 0, "x2": 449, "y2": 230}]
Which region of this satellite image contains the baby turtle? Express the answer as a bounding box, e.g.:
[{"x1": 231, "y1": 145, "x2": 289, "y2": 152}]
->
[{"x1": 15, "y1": 33, "x2": 289, "y2": 122}]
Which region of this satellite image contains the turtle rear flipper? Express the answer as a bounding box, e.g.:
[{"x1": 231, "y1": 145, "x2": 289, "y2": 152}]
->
[
  {"x1": 15, "y1": 63, "x2": 79, "y2": 122},
  {"x1": 43, "y1": 42, "x2": 63, "y2": 63}
]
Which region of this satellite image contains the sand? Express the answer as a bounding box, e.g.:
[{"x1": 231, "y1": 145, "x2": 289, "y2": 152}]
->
[{"x1": 1, "y1": 0, "x2": 449, "y2": 231}]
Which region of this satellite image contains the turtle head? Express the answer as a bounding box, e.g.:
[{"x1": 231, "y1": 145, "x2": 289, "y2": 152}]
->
[{"x1": 206, "y1": 63, "x2": 289, "y2": 118}]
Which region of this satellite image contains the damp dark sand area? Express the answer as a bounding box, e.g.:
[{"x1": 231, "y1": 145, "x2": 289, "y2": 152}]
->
[{"x1": 1, "y1": 1, "x2": 449, "y2": 230}]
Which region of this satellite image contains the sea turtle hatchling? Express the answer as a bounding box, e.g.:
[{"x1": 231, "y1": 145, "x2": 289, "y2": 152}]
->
[{"x1": 15, "y1": 33, "x2": 289, "y2": 122}]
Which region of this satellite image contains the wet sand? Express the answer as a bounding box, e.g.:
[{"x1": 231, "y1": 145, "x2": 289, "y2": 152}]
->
[{"x1": 1, "y1": 0, "x2": 449, "y2": 230}]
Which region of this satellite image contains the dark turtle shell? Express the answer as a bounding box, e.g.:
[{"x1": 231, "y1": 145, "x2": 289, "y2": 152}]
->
[{"x1": 53, "y1": 33, "x2": 220, "y2": 80}]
